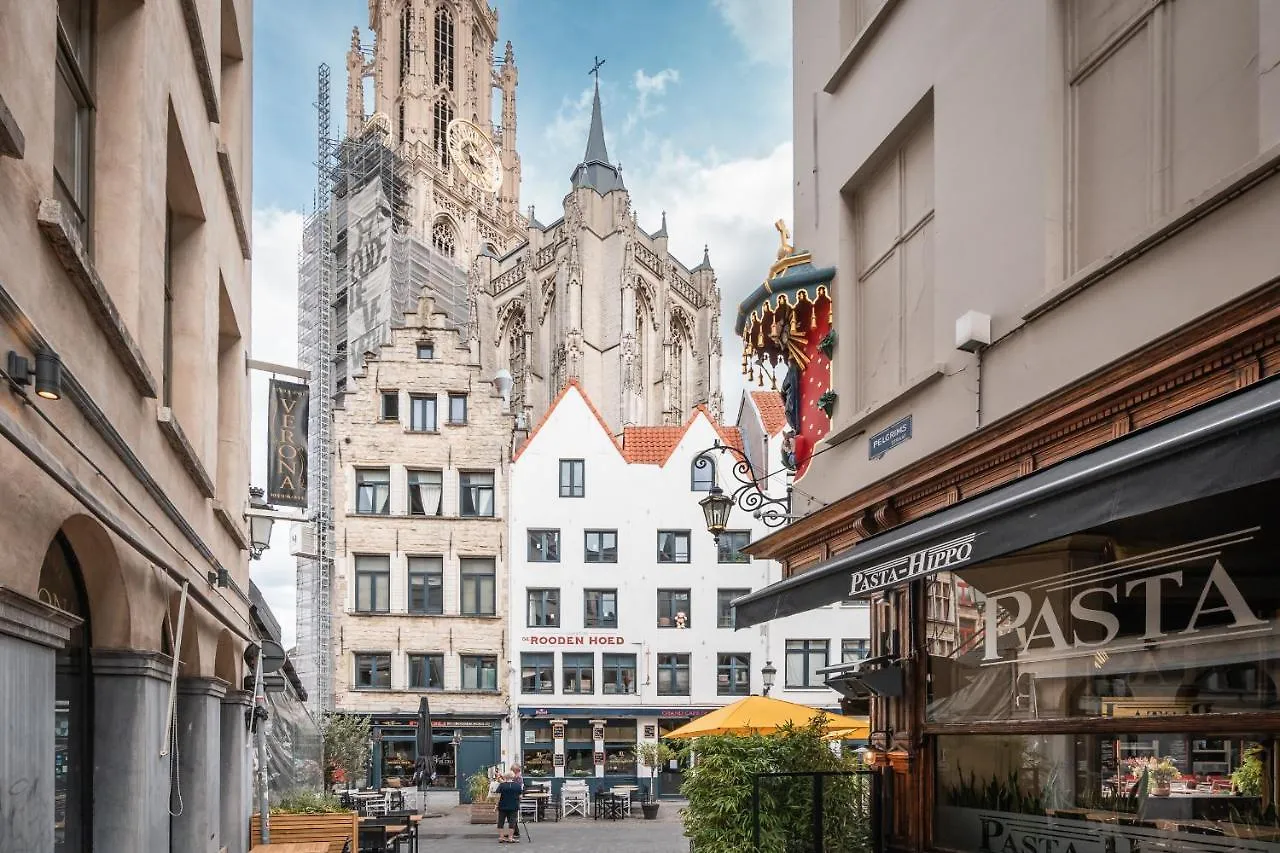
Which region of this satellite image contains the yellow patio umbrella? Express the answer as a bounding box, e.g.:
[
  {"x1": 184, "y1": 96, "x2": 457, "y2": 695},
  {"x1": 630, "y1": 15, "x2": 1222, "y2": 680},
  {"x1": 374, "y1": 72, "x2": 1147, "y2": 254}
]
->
[{"x1": 663, "y1": 695, "x2": 868, "y2": 739}]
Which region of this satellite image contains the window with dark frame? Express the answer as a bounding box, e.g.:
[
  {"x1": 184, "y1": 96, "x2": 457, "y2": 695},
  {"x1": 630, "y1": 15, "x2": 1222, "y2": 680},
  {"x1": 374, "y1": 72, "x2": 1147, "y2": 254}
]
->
[
  {"x1": 521, "y1": 653, "x2": 554, "y2": 694},
  {"x1": 717, "y1": 531, "x2": 751, "y2": 563},
  {"x1": 584, "y1": 530, "x2": 617, "y2": 563},
  {"x1": 460, "y1": 558, "x2": 495, "y2": 615},
  {"x1": 409, "y1": 394, "x2": 437, "y2": 431},
  {"x1": 527, "y1": 529, "x2": 560, "y2": 562},
  {"x1": 717, "y1": 653, "x2": 751, "y2": 696},
  {"x1": 408, "y1": 653, "x2": 444, "y2": 690},
  {"x1": 54, "y1": 0, "x2": 95, "y2": 248},
  {"x1": 717, "y1": 588, "x2": 750, "y2": 629},
  {"x1": 354, "y1": 653, "x2": 392, "y2": 690},
  {"x1": 690, "y1": 453, "x2": 716, "y2": 491},
  {"x1": 461, "y1": 655, "x2": 498, "y2": 691},
  {"x1": 657, "y1": 589, "x2": 691, "y2": 628},
  {"x1": 584, "y1": 589, "x2": 618, "y2": 628},
  {"x1": 448, "y1": 393, "x2": 468, "y2": 424},
  {"x1": 785, "y1": 639, "x2": 829, "y2": 688},
  {"x1": 355, "y1": 468, "x2": 391, "y2": 514},
  {"x1": 407, "y1": 556, "x2": 444, "y2": 615},
  {"x1": 381, "y1": 391, "x2": 400, "y2": 421},
  {"x1": 602, "y1": 654, "x2": 637, "y2": 695},
  {"x1": 407, "y1": 470, "x2": 443, "y2": 517},
  {"x1": 563, "y1": 653, "x2": 595, "y2": 694},
  {"x1": 559, "y1": 459, "x2": 585, "y2": 497},
  {"x1": 354, "y1": 555, "x2": 390, "y2": 613},
  {"x1": 657, "y1": 530, "x2": 691, "y2": 563},
  {"x1": 417, "y1": 341, "x2": 435, "y2": 360},
  {"x1": 527, "y1": 588, "x2": 560, "y2": 627},
  {"x1": 656, "y1": 653, "x2": 691, "y2": 696},
  {"x1": 459, "y1": 471, "x2": 495, "y2": 517},
  {"x1": 842, "y1": 638, "x2": 871, "y2": 662},
  {"x1": 433, "y1": 6, "x2": 455, "y2": 90}
]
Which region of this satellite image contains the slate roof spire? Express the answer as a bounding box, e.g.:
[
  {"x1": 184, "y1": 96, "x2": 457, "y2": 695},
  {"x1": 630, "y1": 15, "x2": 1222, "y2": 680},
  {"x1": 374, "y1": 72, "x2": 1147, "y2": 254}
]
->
[{"x1": 570, "y1": 71, "x2": 626, "y2": 195}]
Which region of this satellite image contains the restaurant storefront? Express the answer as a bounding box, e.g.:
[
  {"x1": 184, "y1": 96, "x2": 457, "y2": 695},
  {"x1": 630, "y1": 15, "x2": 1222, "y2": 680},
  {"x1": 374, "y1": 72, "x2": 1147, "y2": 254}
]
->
[
  {"x1": 366, "y1": 714, "x2": 501, "y2": 796},
  {"x1": 735, "y1": 366, "x2": 1280, "y2": 851},
  {"x1": 516, "y1": 706, "x2": 713, "y2": 797}
]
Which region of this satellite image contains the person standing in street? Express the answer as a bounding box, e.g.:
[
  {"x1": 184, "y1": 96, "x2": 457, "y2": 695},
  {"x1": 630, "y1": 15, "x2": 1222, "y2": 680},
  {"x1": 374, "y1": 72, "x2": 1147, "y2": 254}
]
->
[
  {"x1": 495, "y1": 772, "x2": 523, "y2": 843},
  {"x1": 510, "y1": 765, "x2": 524, "y2": 839}
]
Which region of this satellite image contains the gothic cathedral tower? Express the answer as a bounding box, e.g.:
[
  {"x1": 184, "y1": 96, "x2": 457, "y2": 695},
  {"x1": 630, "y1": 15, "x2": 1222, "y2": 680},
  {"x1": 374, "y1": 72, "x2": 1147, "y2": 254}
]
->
[
  {"x1": 474, "y1": 77, "x2": 723, "y2": 434},
  {"x1": 348, "y1": 1, "x2": 525, "y2": 262}
]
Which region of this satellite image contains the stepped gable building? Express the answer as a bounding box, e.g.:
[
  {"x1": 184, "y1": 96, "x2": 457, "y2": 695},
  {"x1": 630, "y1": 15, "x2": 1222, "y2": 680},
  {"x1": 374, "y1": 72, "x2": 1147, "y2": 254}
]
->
[
  {"x1": 329, "y1": 291, "x2": 513, "y2": 801},
  {"x1": 473, "y1": 79, "x2": 723, "y2": 434}
]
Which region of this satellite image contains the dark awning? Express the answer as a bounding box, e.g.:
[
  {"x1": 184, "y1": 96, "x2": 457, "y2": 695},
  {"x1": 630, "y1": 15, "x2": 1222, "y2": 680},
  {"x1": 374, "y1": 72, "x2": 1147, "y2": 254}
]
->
[{"x1": 733, "y1": 375, "x2": 1280, "y2": 629}]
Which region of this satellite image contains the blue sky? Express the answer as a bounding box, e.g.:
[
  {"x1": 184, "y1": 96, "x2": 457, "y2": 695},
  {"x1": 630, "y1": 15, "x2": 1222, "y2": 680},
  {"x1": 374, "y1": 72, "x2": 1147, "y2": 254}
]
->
[{"x1": 248, "y1": 0, "x2": 795, "y2": 644}]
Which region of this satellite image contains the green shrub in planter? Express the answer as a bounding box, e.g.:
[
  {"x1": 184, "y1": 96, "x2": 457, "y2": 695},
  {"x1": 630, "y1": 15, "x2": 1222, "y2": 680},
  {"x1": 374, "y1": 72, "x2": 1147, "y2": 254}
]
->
[{"x1": 680, "y1": 718, "x2": 872, "y2": 853}]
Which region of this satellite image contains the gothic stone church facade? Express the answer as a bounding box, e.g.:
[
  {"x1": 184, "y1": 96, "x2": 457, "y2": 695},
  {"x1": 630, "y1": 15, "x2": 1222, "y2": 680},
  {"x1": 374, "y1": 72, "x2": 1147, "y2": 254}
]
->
[{"x1": 471, "y1": 82, "x2": 723, "y2": 433}]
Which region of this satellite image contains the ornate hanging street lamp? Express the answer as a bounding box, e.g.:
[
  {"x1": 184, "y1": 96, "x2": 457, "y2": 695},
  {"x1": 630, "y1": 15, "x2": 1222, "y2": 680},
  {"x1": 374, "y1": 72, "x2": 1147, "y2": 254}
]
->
[{"x1": 693, "y1": 440, "x2": 791, "y2": 540}]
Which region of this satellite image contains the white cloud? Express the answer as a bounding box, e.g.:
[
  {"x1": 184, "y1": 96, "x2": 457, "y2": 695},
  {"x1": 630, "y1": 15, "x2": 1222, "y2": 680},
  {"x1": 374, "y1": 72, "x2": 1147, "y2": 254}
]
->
[
  {"x1": 543, "y1": 85, "x2": 596, "y2": 158},
  {"x1": 711, "y1": 0, "x2": 792, "y2": 67},
  {"x1": 625, "y1": 68, "x2": 680, "y2": 132},
  {"x1": 249, "y1": 207, "x2": 305, "y2": 648}
]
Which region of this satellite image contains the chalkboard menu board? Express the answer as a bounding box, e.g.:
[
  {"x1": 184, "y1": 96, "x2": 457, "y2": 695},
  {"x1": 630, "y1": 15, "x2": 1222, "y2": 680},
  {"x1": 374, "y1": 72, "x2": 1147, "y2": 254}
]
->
[
  {"x1": 1100, "y1": 739, "x2": 1117, "y2": 785},
  {"x1": 1163, "y1": 735, "x2": 1188, "y2": 771}
]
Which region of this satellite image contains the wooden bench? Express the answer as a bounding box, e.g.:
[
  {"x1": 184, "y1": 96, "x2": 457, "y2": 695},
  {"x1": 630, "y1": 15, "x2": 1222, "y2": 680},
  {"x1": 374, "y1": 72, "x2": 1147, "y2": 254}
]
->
[{"x1": 250, "y1": 811, "x2": 358, "y2": 853}]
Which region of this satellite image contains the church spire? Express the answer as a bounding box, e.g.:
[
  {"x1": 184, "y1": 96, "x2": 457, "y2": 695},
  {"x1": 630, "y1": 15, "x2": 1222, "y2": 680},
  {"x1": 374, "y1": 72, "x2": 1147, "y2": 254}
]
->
[{"x1": 570, "y1": 59, "x2": 626, "y2": 195}]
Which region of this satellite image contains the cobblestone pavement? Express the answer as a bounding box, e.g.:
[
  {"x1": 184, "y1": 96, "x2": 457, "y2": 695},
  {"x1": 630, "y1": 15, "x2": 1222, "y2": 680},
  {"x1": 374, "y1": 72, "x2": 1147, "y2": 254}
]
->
[{"x1": 410, "y1": 802, "x2": 690, "y2": 852}]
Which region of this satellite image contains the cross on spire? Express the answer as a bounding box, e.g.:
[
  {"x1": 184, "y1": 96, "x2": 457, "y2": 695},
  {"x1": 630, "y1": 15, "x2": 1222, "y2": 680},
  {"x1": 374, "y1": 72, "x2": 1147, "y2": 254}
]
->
[{"x1": 589, "y1": 56, "x2": 606, "y2": 82}]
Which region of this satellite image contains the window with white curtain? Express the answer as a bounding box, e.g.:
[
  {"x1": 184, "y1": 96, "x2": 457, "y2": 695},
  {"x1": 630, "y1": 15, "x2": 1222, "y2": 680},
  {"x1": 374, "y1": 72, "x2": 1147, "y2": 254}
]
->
[{"x1": 407, "y1": 469, "x2": 442, "y2": 517}]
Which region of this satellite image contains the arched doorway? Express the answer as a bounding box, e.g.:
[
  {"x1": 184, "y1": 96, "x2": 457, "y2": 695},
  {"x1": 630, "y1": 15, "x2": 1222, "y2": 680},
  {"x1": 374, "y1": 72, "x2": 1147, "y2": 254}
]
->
[{"x1": 40, "y1": 532, "x2": 93, "y2": 853}]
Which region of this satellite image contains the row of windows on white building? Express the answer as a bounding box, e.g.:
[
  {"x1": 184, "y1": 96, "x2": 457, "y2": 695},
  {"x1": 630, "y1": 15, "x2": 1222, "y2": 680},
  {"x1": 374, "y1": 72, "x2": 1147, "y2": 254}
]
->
[{"x1": 351, "y1": 640, "x2": 874, "y2": 695}]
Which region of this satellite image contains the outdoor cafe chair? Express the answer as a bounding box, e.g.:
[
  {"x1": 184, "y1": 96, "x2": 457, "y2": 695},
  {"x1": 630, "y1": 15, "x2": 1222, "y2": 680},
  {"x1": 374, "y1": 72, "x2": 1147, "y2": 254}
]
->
[
  {"x1": 561, "y1": 786, "x2": 589, "y2": 818},
  {"x1": 358, "y1": 824, "x2": 394, "y2": 853}
]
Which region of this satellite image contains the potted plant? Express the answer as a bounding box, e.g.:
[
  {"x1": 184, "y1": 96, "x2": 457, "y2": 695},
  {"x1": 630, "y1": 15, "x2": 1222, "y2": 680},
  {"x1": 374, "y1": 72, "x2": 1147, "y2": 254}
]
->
[
  {"x1": 467, "y1": 768, "x2": 499, "y2": 825},
  {"x1": 1151, "y1": 758, "x2": 1179, "y2": 796},
  {"x1": 322, "y1": 713, "x2": 372, "y2": 791},
  {"x1": 637, "y1": 741, "x2": 677, "y2": 819}
]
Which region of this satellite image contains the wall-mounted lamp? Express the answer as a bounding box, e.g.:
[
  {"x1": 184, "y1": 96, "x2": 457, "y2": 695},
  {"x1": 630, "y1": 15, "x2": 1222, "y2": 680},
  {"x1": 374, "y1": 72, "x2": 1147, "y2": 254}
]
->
[
  {"x1": 247, "y1": 487, "x2": 275, "y2": 560},
  {"x1": 6, "y1": 350, "x2": 62, "y2": 400}
]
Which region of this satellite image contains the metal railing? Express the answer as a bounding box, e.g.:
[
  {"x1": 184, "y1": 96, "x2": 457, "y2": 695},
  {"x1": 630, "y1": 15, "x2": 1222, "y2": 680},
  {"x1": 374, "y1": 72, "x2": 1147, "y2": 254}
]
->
[{"x1": 749, "y1": 770, "x2": 883, "y2": 853}]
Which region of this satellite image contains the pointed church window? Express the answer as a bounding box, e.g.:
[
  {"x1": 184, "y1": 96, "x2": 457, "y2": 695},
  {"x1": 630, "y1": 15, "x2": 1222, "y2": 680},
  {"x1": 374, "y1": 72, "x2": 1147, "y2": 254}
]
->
[
  {"x1": 432, "y1": 218, "x2": 456, "y2": 258},
  {"x1": 434, "y1": 7, "x2": 455, "y2": 91}
]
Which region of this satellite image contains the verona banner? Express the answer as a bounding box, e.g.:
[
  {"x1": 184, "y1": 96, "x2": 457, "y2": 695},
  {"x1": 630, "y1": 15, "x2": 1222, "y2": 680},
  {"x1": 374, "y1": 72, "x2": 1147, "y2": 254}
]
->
[{"x1": 267, "y1": 379, "x2": 309, "y2": 508}]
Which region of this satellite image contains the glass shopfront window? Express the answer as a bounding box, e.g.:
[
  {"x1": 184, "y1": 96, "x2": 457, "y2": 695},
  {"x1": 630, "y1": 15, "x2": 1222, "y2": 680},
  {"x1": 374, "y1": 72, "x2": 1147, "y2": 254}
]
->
[
  {"x1": 604, "y1": 722, "x2": 638, "y2": 776},
  {"x1": 926, "y1": 481, "x2": 1280, "y2": 850},
  {"x1": 521, "y1": 721, "x2": 554, "y2": 779},
  {"x1": 379, "y1": 737, "x2": 416, "y2": 787},
  {"x1": 565, "y1": 722, "x2": 597, "y2": 779}
]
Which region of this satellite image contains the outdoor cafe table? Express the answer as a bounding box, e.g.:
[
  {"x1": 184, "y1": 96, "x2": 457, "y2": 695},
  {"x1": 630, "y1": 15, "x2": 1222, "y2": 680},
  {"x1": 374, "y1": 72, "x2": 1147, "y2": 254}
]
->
[{"x1": 524, "y1": 790, "x2": 551, "y2": 821}]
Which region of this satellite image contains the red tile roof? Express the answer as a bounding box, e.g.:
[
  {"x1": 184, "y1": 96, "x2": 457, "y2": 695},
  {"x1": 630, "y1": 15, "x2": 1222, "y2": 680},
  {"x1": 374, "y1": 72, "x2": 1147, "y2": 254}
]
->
[
  {"x1": 621, "y1": 406, "x2": 743, "y2": 465},
  {"x1": 750, "y1": 390, "x2": 787, "y2": 436}
]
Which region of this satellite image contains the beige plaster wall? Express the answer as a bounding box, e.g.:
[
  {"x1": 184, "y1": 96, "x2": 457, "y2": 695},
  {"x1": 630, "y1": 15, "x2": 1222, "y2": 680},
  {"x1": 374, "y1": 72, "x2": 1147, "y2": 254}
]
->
[
  {"x1": 790, "y1": 0, "x2": 1280, "y2": 513},
  {"x1": 0, "y1": 0, "x2": 254, "y2": 680}
]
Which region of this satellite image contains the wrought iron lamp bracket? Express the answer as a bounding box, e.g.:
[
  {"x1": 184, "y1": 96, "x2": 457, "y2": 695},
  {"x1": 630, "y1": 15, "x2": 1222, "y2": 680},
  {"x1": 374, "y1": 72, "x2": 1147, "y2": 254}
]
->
[{"x1": 695, "y1": 440, "x2": 792, "y2": 529}]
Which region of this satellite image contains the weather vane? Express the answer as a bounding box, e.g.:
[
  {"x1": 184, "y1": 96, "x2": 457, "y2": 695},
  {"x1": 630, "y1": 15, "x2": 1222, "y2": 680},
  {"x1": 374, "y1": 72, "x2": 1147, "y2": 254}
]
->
[{"x1": 589, "y1": 56, "x2": 606, "y2": 82}]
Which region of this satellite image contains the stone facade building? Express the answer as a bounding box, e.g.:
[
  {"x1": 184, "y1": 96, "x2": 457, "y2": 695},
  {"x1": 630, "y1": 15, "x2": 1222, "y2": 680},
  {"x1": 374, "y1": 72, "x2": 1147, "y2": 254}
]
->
[
  {"x1": 732, "y1": 3, "x2": 1280, "y2": 852},
  {"x1": 0, "y1": 1, "x2": 257, "y2": 852},
  {"x1": 330, "y1": 292, "x2": 513, "y2": 801},
  {"x1": 474, "y1": 82, "x2": 723, "y2": 434}
]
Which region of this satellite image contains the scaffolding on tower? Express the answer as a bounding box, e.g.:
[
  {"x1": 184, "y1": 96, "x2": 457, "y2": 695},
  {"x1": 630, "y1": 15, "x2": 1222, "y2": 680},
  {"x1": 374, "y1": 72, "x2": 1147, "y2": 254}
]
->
[{"x1": 293, "y1": 62, "x2": 471, "y2": 714}]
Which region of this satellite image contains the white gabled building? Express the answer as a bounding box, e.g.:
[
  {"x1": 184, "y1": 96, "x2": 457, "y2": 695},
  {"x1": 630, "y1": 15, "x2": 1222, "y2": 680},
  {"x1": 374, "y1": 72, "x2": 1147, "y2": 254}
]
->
[{"x1": 505, "y1": 383, "x2": 863, "y2": 796}]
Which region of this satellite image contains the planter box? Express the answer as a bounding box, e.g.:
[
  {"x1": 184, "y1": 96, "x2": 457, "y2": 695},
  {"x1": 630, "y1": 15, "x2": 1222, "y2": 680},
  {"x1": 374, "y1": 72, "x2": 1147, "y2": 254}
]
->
[
  {"x1": 249, "y1": 811, "x2": 358, "y2": 853},
  {"x1": 470, "y1": 801, "x2": 499, "y2": 825}
]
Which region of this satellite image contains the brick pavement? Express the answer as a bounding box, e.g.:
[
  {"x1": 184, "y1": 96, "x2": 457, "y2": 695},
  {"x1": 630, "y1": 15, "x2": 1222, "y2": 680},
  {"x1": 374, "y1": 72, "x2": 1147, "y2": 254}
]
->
[{"x1": 411, "y1": 802, "x2": 690, "y2": 852}]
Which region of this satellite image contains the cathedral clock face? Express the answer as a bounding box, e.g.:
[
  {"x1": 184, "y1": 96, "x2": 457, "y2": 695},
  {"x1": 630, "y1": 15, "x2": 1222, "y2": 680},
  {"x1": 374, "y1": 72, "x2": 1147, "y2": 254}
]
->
[{"x1": 446, "y1": 120, "x2": 503, "y2": 192}]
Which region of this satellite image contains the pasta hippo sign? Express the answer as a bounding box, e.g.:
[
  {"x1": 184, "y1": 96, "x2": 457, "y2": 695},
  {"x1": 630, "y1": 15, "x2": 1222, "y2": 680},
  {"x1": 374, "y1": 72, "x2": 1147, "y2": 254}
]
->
[{"x1": 981, "y1": 558, "x2": 1266, "y2": 664}]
